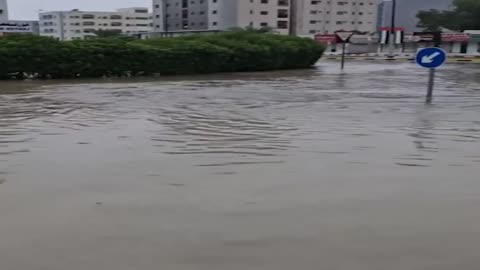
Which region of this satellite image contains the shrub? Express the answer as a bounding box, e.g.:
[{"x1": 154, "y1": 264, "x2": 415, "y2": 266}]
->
[{"x1": 0, "y1": 32, "x2": 325, "y2": 80}]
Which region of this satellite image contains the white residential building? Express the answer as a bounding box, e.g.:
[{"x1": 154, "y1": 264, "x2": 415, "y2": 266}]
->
[
  {"x1": 152, "y1": 0, "x2": 292, "y2": 35},
  {"x1": 292, "y1": 0, "x2": 378, "y2": 35},
  {"x1": 39, "y1": 7, "x2": 153, "y2": 40},
  {"x1": 0, "y1": 0, "x2": 8, "y2": 20},
  {"x1": 152, "y1": 0, "x2": 378, "y2": 36}
]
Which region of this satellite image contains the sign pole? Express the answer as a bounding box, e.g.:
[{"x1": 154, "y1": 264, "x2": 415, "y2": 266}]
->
[
  {"x1": 426, "y1": 68, "x2": 435, "y2": 102},
  {"x1": 336, "y1": 31, "x2": 354, "y2": 70},
  {"x1": 427, "y1": 68, "x2": 435, "y2": 98},
  {"x1": 415, "y1": 47, "x2": 446, "y2": 103},
  {"x1": 341, "y1": 42, "x2": 346, "y2": 70}
]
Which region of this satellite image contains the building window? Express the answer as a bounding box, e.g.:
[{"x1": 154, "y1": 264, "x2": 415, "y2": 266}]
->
[
  {"x1": 82, "y1": 14, "x2": 95, "y2": 19},
  {"x1": 277, "y1": 21, "x2": 288, "y2": 29},
  {"x1": 277, "y1": 9, "x2": 288, "y2": 18}
]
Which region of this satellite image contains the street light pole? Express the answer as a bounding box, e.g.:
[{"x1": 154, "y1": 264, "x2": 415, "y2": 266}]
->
[{"x1": 388, "y1": 0, "x2": 396, "y2": 58}]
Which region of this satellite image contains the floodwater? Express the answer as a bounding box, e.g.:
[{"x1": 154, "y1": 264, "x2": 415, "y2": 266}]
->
[{"x1": 1, "y1": 61, "x2": 480, "y2": 270}]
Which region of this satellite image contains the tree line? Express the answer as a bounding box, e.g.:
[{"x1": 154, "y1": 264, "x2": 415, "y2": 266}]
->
[
  {"x1": 0, "y1": 31, "x2": 325, "y2": 80},
  {"x1": 417, "y1": 0, "x2": 480, "y2": 31}
]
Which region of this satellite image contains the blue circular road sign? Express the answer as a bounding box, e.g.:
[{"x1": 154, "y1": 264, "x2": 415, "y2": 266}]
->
[{"x1": 416, "y1": 47, "x2": 447, "y2": 68}]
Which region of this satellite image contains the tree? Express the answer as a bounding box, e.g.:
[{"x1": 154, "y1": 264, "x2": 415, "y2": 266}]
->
[
  {"x1": 417, "y1": 0, "x2": 480, "y2": 31},
  {"x1": 417, "y1": 9, "x2": 459, "y2": 31}
]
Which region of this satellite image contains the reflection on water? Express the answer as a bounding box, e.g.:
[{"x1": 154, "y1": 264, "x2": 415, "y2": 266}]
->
[{"x1": 1, "y1": 62, "x2": 480, "y2": 270}]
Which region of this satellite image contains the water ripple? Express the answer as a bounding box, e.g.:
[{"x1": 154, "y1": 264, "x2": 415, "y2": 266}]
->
[{"x1": 1, "y1": 62, "x2": 480, "y2": 174}]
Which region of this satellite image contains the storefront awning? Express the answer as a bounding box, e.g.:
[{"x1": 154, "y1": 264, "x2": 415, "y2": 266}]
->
[{"x1": 442, "y1": 33, "x2": 471, "y2": 42}]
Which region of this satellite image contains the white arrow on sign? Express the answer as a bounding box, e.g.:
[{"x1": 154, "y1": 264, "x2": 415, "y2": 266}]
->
[{"x1": 421, "y1": 52, "x2": 441, "y2": 64}]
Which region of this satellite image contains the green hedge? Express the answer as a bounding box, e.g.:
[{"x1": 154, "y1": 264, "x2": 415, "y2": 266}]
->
[{"x1": 0, "y1": 32, "x2": 325, "y2": 80}]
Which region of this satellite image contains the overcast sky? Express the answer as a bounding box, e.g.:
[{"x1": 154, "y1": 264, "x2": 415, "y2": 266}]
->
[{"x1": 9, "y1": 0, "x2": 152, "y2": 20}]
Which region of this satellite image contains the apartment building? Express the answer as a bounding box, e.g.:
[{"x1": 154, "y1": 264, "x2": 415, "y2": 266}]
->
[
  {"x1": 152, "y1": 0, "x2": 292, "y2": 35},
  {"x1": 39, "y1": 7, "x2": 153, "y2": 40},
  {"x1": 0, "y1": 0, "x2": 8, "y2": 20},
  {"x1": 235, "y1": 0, "x2": 291, "y2": 34},
  {"x1": 292, "y1": 0, "x2": 378, "y2": 35},
  {"x1": 152, "y1": 0, "x2": 209, "y2": 31}
]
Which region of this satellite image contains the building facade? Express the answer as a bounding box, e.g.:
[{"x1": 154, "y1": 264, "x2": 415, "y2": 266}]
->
[
  {"x1": 39, "y1": 7, "x2": 152, "y2": 40},
  {"x1": 152, "y1": 0, "x2": 209, "y2": 32},
  {"x1": 152, "y1": 0, "x2": 292, "y2": 35},
  {"x1": 292, "y1": 0, "x2": 378, "y2": 36},
  {"x1": 0, "y1": 0, "x2": 8, "y2": 21},
  {"x1": 376, "y1": 0, "x2": 391, "y2": 31},
  {"x1": 152, "y1": 0, "x2": 378, "y2": 36}
]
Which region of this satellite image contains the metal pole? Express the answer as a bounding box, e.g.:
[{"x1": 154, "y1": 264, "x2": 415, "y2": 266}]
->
[
  {"x1": 341, "y1": 42, "x2": 346, "y2": 70},
  {"x1": 426, "y1": 68, "x2": 435, "y2": 102},
  {"x1": 388, "y1": 0, "x2": 396, "y2": 58}
]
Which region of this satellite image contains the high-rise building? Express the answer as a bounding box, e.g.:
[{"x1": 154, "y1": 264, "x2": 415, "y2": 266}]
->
[
  {"x1": 376, "y1": 0, "x2": 392, "y2": 31},
  {"x1": 0, "y1": 0, "x2": 8, "y2": 20},
  {"x1": 39, "y1": 7, "x2": 153, "y2": 40},
  {"x1": 152, "y1": 0, "x2": 293, "y2": 35},
  {"x1": 377, "y1": 0, "x2": 453, "y2": 33},
  {"x1": 152, "y1": 0, "x2": 378, "y2": 36},
  {"x1": 292, "y1": 0, "x2": 378, "y2": 35}
]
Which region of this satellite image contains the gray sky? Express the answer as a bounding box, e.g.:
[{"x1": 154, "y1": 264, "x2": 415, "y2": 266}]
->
[{"x1": 9, "y1": 0, "x2": 151, "y2": 20}]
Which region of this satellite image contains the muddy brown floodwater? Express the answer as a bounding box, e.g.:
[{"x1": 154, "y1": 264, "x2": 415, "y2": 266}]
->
[{"x1": 1, "y1": 61, "x2": 480, "y2": 270}]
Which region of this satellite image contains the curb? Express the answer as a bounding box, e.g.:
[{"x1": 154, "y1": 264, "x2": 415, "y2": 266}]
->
[{"x1": 322, "y1": 57, "x2": 480, "y2": 63}]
